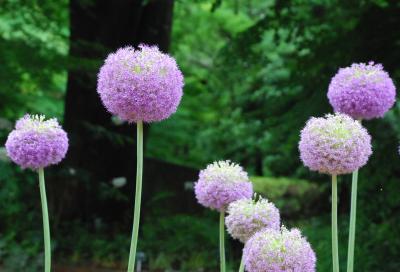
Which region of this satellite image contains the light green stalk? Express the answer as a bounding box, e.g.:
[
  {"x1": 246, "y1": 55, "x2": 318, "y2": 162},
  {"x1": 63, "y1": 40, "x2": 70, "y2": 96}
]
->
[
  {"x1": 239, "y1": 254, "x2": 245, "y2": 272},
  {"x1": 347, "y1": 169, "x2": 358, "y2": 272},
  {"x1": 38, "y1": 168, "x2": 51, "y2": 272},
  {"x1": 127, "y1": 121, "x2": 143, "y2": 272},
  {"x1": 332, "y1": 174, "x2": 339, "y2": 272},
  {"x1": 220, "y1": 211, "x2": 226, "y2": 272},
  {"x1": 347, "y1": 119, "x2": 362, "y2": 272}
]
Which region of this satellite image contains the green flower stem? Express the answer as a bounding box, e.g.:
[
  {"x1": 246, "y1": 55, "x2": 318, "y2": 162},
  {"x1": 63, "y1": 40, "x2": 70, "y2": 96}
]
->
[
  {"x1": 347, "y1": 169, "x2": 359, "y2": 272},
  {"x1": 332, "y1": 174, "x2": 339, "y2": 272},
  {"x1": 38, "y1": 168, "x2": 51, "y2": 272},
  {"x1": 239, "y1": 253, "x2": 245, "y2": 272},
  {"x1": 220, "y1": 210, "x2": 226, "y2": 272},
  {"x1": 127, "y1": 121, "x2": 143, "y2": 272},
  {"x1": 346, "y1": 118, "x2": 362, "y2": 272}
]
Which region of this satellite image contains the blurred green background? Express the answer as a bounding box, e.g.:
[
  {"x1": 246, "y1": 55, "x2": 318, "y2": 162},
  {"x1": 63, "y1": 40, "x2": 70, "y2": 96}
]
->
[{"x1": 1, "y1": 0, "x2": 400, "y2": 271}]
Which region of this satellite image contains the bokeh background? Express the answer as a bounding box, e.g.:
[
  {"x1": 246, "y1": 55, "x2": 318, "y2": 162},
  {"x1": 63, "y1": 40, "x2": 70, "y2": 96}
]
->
[{"x1": 1, "y1": 0, "x2": 400, "y2": 271}]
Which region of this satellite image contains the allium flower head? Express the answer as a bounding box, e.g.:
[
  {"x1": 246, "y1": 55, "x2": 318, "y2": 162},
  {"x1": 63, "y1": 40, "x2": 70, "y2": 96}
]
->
[
  {"x1": 299, "y1": 113, "x2": 372, "y2": 175},
  {"x1": 97, "y1": 44, "x2": 184, "y2": 123},
  {"x1": 328, "y1": 62, "x2": 396, "y2": 120},
  {"x1": 5, "y1": 114, "x2": 69, "y2": 170},
  {"x1": 194, "y1": 160, "x2": 253, "y2": 211},
  {"x1": 225, "y1": 197, "x2": 280, "y2": 243},
  {"x1": 243, "y1": 227, "x2": 316, "y2": 272}
]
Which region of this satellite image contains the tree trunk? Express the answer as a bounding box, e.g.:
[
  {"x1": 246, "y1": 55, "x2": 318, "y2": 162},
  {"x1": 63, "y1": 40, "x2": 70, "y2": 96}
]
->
[{"x1": 60, "y1": 0, "x2": 174, "y2": 224}]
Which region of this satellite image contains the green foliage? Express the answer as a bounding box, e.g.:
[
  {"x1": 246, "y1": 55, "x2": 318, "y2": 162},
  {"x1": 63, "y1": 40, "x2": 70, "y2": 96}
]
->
[
  {"x1": 55, "y1": 222, "x2": 129, "y2": 267},
  {"x1": 2, "y1": 0, "x2": 400, "y2": 271},
  {"x1": 251, "y1": 176, "x2": 319, "y2": 199},
  {"x1": 147, "y1": 0, "x2": 273, "y2": 167},
  {"x1": 0, "y1": 160, "x2": 44, "y2": 270},
  {"x1": 141, "y1": 213, "x2": 220, "y2": 271},
  {"x1": 0, "y1": 0, "x2": 68, "y2": 120},
  {"x1": 149, "y1": 1, "x2": 400, "y2": 270},
  {"x1": 298, "y1": 214, "x2": 400, "y2": 272},
  {"x1": 251, "y1": 176, "x2": 322, "y2": 216},
  {"x1": 297, "y1": 216, "x2": 349, "y2": 272}
]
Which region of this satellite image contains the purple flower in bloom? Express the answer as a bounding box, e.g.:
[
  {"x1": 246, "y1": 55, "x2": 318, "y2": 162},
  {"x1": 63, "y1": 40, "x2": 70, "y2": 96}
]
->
[
  {"x1": 243, "y1": 227, "x2": 316, "y2": 272},
  {"x1": 225, "y1": 197, "x2": 280, "y2": 243},
  {"x1": 194, "y1": 160, "x2": 253, "y2": 212},
  {"x1": 328, "y1": 62, "x2": 396, "y2": 120},
  {"x1": 299, "y1": 113, "x2": 372, "y2": 175},
  {"x1": 5, "y1": 114, "x2": 69, "y2": 170},
  {"x1": 97, "y1": 44, "x2": 184, "y2": 123}
]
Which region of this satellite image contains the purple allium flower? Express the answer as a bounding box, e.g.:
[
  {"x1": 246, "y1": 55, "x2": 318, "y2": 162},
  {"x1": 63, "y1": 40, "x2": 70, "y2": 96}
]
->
[
  {"x1": 97, "y1": 44, "x2": 184, "y2": 123},
  {"x1": 299, "y1": 113, "x2": 372, "y2": 175},
  {"x1": 243, "y1": 227, "x2": 316, "y2": 272},
  {"x1": 194, "y1": 160, "x2": 253, "y2": 212},
  {"x1": 225, "y1": 197, "x2": 280, "y2": 243},
  {"x1": 328, "y1": 62, "x2": 396, "y2": 120},
  {"x1": 5, "y1": 114, "x2": 69, "y2": 170}
]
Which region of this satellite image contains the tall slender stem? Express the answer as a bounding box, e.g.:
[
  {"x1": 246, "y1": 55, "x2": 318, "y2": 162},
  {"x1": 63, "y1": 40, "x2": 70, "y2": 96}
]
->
[
  {"x1": 347, "y1": 169, "x2": 358, "y2": 272},
  {"x1": 347, "y1": 118, "x2": 362, "y2": 272},
  {"x1": 127, "y1": 121, "x2": 143, "y2": 272},
  {"x1": 332, "y1": 174, "x2": 339, "y2": 272},
  {"x1": 220, "y1": 211, "x2": 226, "y2": 272},
  {"x1": 239, "y1": 253, "x2": 245, "y2": 272},
  {"x1": 38, "y1": 168, "x2": 51, "y2": 272}
]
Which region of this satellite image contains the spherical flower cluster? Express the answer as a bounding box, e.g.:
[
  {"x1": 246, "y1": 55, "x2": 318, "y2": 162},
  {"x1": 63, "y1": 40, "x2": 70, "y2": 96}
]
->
[
  {"x1": 243, "y1": 227, "x2": 316, "y2": 272},
  {"x1": 328, "y1": 62, "x2": 396, "y2": 120},
  {"x1": 299, "y1": 113, "x2": 372, "y2": 175},
  {"x1": 97, "y1": 44, "x2": 184, "y2": 123},
  {"x1": 225, "y1": 197, "x2": 280, "y2": 243},
  {"x1": 5, "y1": 114, "x2": 69, "y2": 170},
  {"x1": 194, "y1": 160, "x2": 253, "y2": 211}
]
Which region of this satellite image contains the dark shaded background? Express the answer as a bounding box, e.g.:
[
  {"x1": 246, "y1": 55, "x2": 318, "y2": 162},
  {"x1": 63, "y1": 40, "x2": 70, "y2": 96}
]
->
[{"x1": 1, "y1": 0, "x2": 400, "y2": 271}]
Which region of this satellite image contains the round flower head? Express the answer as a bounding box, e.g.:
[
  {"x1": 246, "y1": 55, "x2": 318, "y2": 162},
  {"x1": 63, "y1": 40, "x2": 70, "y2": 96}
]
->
[
  {"x1": 194, "y1": 160, "x2": 253, "y2": 211},
  {"x1": 5, "y1": 114, "x2": 69, "y2": 170},
  {"x1": 328, "y1": 62, "x2": 396, "y2": 120},
  {"x1": 225, "y1": 197, "x2": 280, "y2": 243},
  {"x1": 299, "y1": 113, "x2": 372, "y2": 175},
  {"x1": 97, "y1": 44, "x2": 184, "y2": 123},
  {"x1": 243, "y1": 227, "x2": 316, "y2": 272}
]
